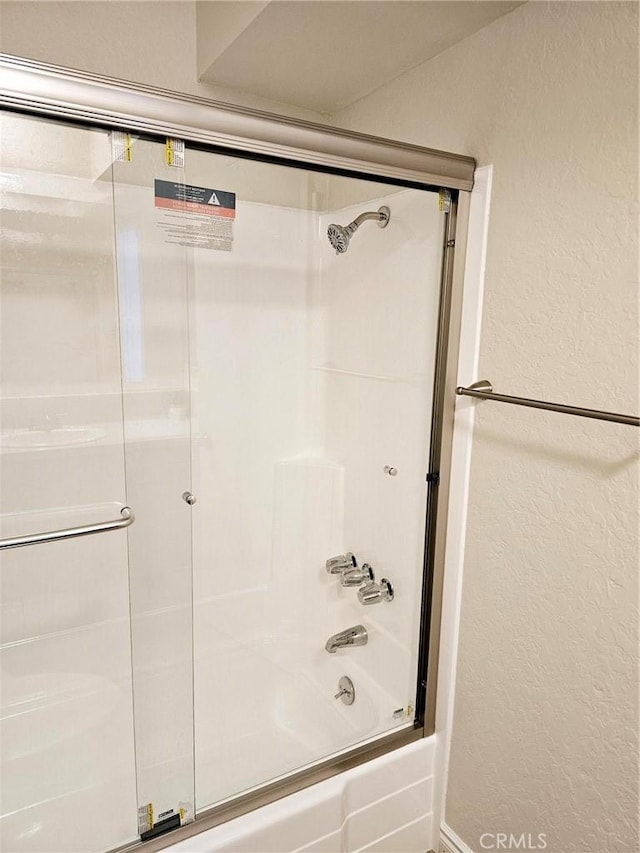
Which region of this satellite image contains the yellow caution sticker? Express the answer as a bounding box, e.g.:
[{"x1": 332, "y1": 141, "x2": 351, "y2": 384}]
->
[
  {"x1": 438, "y1": 189, "x2": 451, "y2": 212},
  {"x1": 113, "y1": 131, "x2": 133, "y2": 162},
  {"x1": 137, "y1": 802, "x2": 153, "y2": 834},
  {"x1": 166, "y1": 137, "x2": 185, "y2": 168}
]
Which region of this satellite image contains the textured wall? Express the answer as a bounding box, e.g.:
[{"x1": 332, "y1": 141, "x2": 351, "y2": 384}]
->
[{"x1": 332, "y1": 3, "x2": 639, "y2": 852}]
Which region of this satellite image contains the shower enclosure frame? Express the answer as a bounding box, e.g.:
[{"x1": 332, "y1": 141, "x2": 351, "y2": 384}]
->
[{"x1": 0, "y1": 53, "x2": 475, "y2": 852}]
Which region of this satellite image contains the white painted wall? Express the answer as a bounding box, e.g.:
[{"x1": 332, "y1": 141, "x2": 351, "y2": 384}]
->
[
  {"x1": 0, "y1": 0, "x2": 324, "y2": 121},
  {"x1": 432, "y1": 165, "x2": 493, "y2": 853},
  {"x1": 332, "y1": 3, "x2": 639, "y2": 852}
]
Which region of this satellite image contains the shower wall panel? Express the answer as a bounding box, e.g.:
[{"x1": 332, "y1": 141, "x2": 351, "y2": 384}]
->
[
  {"x1": 319, "y1": 188, "x2": 444, "y2": 738},
  {"x1": 187, "y1": 164, "x2": 445, "y2": 812}
]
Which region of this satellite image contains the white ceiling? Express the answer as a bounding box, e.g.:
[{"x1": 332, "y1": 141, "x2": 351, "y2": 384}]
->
[{"x1": 196, "y1": 1, "x2": 524, "y2": 115}]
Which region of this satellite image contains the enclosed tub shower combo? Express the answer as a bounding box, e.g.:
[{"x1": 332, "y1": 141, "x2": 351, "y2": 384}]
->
[{"x1": 0, "y1": 55, "x2": 476, "y2": 852}]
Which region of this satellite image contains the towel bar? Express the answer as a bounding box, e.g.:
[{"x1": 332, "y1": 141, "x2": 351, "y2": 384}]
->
[{"x1": 456, "y1": 381, "x2": 639, "y2": 427}]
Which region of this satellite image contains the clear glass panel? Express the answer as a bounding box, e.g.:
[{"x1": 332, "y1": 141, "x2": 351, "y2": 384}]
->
[
  {"x1": 183, "y1": 149, "x2": 445, "y2": 809},
  {"x1": 110, "y1": 136, "x2": 195, "y2": 832},
  {"x1": 1, "y1": 108, "x2": 445, "y2": 847},
  {"x1": 0, "y1": 113, "x2": 138, "y2": 851}
]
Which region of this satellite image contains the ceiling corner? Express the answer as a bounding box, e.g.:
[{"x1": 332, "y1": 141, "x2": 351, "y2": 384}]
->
[{"x1": 196, "y1": 0, "x2": 272, "y2": 81}]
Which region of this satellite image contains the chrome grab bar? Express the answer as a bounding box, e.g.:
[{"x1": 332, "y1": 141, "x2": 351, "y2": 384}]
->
[
  {"x1": 456, "y1": 380, "x2": 640, "y2": 427},
  {"x1": 0, "y1": 506, "x2": 134, "y2": 550}
]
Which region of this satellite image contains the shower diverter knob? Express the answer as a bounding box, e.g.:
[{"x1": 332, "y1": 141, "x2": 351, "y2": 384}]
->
[
  {"x1": 326, "y1": 552, "x2": 357, "y2": 574},
  {"x1": 357, "y1": 578, "x2": 394, "y2": 605},
  {"x1": 341, "y1": 564, "x2": 375, "y2": 587}
]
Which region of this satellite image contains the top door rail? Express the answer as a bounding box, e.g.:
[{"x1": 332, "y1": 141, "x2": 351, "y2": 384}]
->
[
  {"x1": 0, "y1": 54, "x2": 475, "y2": 191},
  {"x1": 0, "y1": 505, "x2": 135, "y2": 550},
  {"x1": 456, "y1": 380, "x2": 640, "y2": 427}
]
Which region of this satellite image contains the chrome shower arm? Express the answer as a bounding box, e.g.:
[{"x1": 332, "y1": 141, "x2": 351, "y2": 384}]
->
[{"x1": 351, "y1": 209, "x2": 387, "y2": 228}]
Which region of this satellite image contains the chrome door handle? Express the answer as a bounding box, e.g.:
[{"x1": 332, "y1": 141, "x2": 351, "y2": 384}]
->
[{"x1": 0, "y1": 506, "x2": 134, "y2": 550}]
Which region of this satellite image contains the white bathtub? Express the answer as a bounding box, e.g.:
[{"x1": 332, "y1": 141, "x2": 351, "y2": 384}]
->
[
  {"x1": 0, "y1": 640, "x2": 138, "y2": 852},
  {"x1": 181, "y1": 593, "x2": 436, "y2": 853},
  {"x1": 193, "y1": 612, "x2": 417, "y2": 813},
  {"x1": 170, "y1": 736, "x2": 436, "y2": 853}
]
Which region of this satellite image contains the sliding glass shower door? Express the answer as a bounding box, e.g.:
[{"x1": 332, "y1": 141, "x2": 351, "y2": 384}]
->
[
  {"x1": 183, "y1": 148, "x2": 445, "y2": 810},
  {"x1": 1, "y1": 109, "x2": 445, "y2": 851},
  {"x1": 0, "y1": 114, "x2": 141, "y2": 852},
  {"x1": 110, "y1": 136, "x2": 196, "y2": 839},
  {"x1": 0, "y1": 113, "x2": 196, "y2": 851}
]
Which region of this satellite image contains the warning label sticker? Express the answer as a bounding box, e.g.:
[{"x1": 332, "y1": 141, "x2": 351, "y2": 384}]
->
[{"x1": 154, "y1": 180, "x2": 236, "y2": 251}]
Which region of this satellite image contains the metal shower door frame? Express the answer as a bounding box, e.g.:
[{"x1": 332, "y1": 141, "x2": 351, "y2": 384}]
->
[
  {"x1": 0, "y1": 53, "x2": 474, "y2": 852},
  {"x1": 0, "y1": 55, "x2": 474, "y2": 190}
]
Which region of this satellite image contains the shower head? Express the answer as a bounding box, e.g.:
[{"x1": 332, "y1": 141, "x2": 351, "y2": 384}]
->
[
  {"x1": 327, "y1": 205, "x2": 390, "y2": 255},
  {"x1": 327, "y1": 223, "x2": 351, "y2": 255}
]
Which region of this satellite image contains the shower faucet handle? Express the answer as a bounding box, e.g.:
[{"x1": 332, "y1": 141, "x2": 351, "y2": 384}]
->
[
  {"x1": 357, "y1": 578, "x2": 394, "y2": 605},
  {"x1": 341, "y1": 563, "x2": 375, "y2": 587},
  {"x1": 326, "y1": 552, "x2": 357, "y2": 574}
]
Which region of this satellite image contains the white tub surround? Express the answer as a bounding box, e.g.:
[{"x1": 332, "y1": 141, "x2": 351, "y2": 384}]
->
[{"x1": 166, "y1": 738, "x2": 436, "y2": 853}]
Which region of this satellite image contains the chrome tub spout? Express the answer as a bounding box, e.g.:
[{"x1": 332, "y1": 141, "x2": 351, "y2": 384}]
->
[{"x1": 325, "y1": 625, "x2": 368, "y2": 654}]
